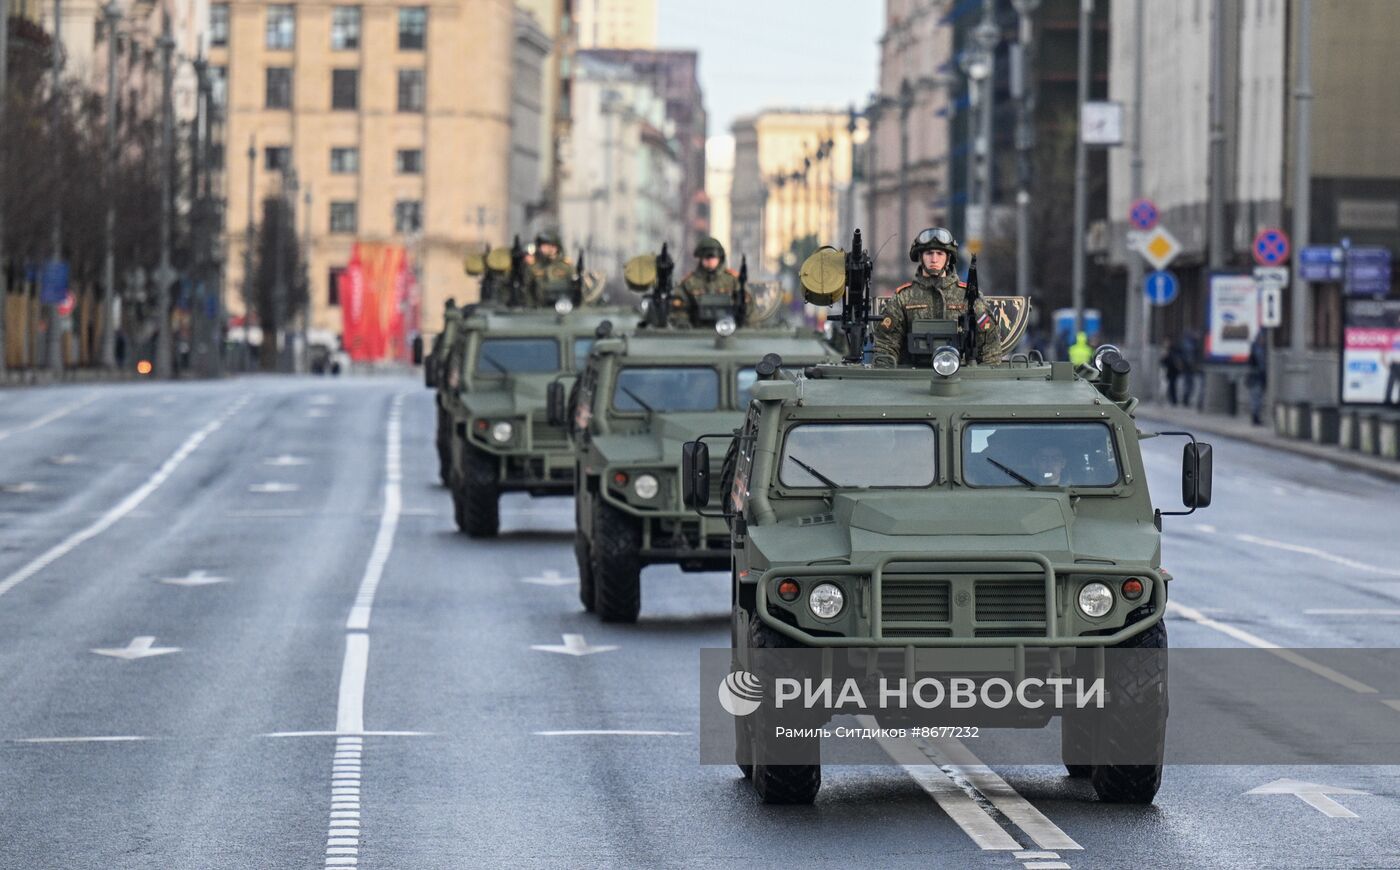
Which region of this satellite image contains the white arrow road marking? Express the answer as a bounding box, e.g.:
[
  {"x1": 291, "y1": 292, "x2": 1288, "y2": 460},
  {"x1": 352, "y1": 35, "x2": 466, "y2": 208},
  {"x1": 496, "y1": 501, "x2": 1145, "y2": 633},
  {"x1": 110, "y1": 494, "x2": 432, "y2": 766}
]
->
[
  {"x1": 159, "y1": 570, "x2": 227, "y2": 587},
  {"x1": 12, "y1": 735, "x2": 149, "y2": 744},
  {"x1": 265, "y1": 454, "x2": 309, "y2": 467},
  {"x1": 521, "y1": 569, "x2": 574, "y2": 587},
  {"x1": 1247, "y1": 778, "x2": 1369, "y2": 818},
  {"x1": 249, "y1": 482, "x2": 300, "y2": 493},
  {"x1": 1234, "y1": 532, "x2": 1400, "y2": 578},
  {"x1": 530, "y1": 634, "x2": 619, "y2": 656},
  {"x1": 533, "y1": 730, "x2": 688, "y2": 736},
  {"x1": 91, "y1": 636, "x2": 181, "y2": 660},
  {"x1": 0, "y1": 396, "x2": 250, "y2": 600},
  {"x1": 0, "y1": 394, "x2": 97, "y2": 442},
  {"x1": 48, "y1": 454, "x2": 80, "y2": 465},
  {"x1": 0, "y1": 482, "x2": 39, "y2": 493}
]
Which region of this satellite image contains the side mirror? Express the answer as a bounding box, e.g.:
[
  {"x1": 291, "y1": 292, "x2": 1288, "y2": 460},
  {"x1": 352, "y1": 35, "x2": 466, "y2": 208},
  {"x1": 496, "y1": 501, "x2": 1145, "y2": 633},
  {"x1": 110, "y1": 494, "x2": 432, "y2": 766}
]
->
[
  {"x1": 1182, "y1": 442, "x2": 1213, "y2": 508},
  {"x1": 412, "y1": 334, "x2": 424, "y2": 365},
  {"x1": 547, "y1": 380, "x2": 567, "y2": 428},
  {"x1": 681, "y1": 440, "x2": 710, "y2": 509}
]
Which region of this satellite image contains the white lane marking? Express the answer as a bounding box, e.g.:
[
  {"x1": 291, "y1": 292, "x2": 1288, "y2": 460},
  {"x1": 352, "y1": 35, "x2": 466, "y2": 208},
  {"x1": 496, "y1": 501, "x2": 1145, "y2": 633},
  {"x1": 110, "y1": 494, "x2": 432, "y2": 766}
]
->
[
  {"x1": 521, "y1": 569, "x2": 574, "y2": 587},
  {"x1": 226, "y1": 509, "x2": 307, "y2": 518},
  {"x1": 1247, "y1": 778, "x2": 1368, "y2": 818},
  {"x1": 335, "y1": 634, "x2": 369, "y2": 735},
  {"x1": 1016, "y1": 854, "x2": 1062, "y2": 861},
  {"x1": 0, "y1": 396, "x2": 250, "y2": 601},
  {"x1": 1234, "y1": 532, "x2": 1400, "y2": 578},
  {"x1": 133, "y1": 407, "x2": 157, "y2": 417},
  {"x1": 346, "y1": 395, "x2": 403, "y2": 631},
  {"x1": 1168, "y1": 602, "x2": 1378, "y2": 694},
  {"x1": 12, "y1": 735, "x2": 148, "y2": 744},
  {"x1": 248, "y1": 482, "x2": 300, "y2": 493},
  {"x1": 324, "y1": 736, "x2": 364, "y2": 869},
  {"x1": 0, "y1": 482, "x2": 39, "y2": 493},
  {"x1": 0, "y1": 394, "x2": 97, "y2": 442},
  {"x1": 1192, "y1": 523, "x2": 1217, "y2": 534},
  {"x1": 263, "y1": 730, "x2": 429, "y2": 738},
  {"x1": 1023, "y1": 863, "x2": 1070, "y2": 869},
  {"x1": 90, "y1": 636, "x2": 181, "y2": 660},
  {"x1": 919, "y1": 738, "x2": 1081, "y2": 851},
  {"x1": 159, "y1": 570, "x2": 228, "y2": 587},
  {"x1": 310, "y1": 395, "x2": 335, "y2": 405},
  {"x1": 533, "y1": 730, "x2": 688, "y2": 736},
  {"x1": 1382, "y1": 700, "x2": 1400, "y2": 714},
  {"x1": 48, "y1": 454, "x2": 80, "y2": 465},
  {"x1": 307, "y1": 409, "x2": 330, "y2": 418},
  {"x1": 1306, "y1": 609, "x2": 1400, "y2": 616},
  {"x1": 265, "y1": 454, "x2": 309, "y2": 467},
  {"x1": 530, "y1": 633, "x2": 619, "y2": 656}
]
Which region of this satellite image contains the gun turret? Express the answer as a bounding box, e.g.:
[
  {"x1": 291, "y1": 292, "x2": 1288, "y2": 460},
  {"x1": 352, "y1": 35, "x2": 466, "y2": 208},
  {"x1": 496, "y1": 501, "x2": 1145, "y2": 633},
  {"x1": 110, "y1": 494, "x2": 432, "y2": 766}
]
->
[
  {"x1": 508, "y1": 235, "x2": 527, "y2": 307},
  {"x1": 571, "y1": 250, "x2": 585, "y2": 307},
  {"x1": 840, "y1": 230, "x2": 874, "y2": 363},
  {"x1": 648, "y1": 243, "x2": 675, "y2": 328},
  {"x1": 734, "y1": 255, "x2": 749, "y2": 328},
  {"x1": 961, "y1": 254, "x2": 981, "y2": 364}
]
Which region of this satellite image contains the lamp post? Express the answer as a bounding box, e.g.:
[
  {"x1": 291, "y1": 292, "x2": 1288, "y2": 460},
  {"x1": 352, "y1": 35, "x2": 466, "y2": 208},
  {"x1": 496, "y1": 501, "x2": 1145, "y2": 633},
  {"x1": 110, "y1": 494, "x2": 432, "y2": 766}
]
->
[
  {"x1": 46, "y1": 0, "x2": 63, "y2": 372},
  {"x1": 1011, "y1": 0, "x2": 1041, "y2": 302},
  {"x1": 100, "y1": 2, "x2": 121, "y2": 369},
  {"x1": 974, "y1": 6, "x2": 999, "y2": 258},
  {"x1": 959, "y1": 39, "x2": 993, "y2": 256},
  {"x1": 1069, "y1": 0, "x2": 1093, "y2": 335},
  {"x1": 897, "y1": 77, "x2": 913, "y2": 244}
]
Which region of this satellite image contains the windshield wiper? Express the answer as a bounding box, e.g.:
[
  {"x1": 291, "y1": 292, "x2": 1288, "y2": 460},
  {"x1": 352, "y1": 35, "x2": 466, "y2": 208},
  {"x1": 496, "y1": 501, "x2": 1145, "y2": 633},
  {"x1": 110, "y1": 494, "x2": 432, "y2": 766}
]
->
[
  {"x1": 986, "y1": 456, "x2": 1036, "y2": 487},
  {"x1": 619, "y1": 385, "x2": 656, "y2": 416},
  {"x1": 479, "y1": 353, "x2": 509, "y2": 375},
  {"x1": 788, "y1": 454, "x2": 840, "y2": 489}
]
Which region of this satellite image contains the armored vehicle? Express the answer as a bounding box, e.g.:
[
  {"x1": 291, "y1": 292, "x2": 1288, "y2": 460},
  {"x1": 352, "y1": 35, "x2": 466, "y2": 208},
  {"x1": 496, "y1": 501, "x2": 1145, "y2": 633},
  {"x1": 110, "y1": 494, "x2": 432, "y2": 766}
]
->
[
  {"x1": 442, "y1": 304, "x2": 640, "y2": 537},
  {"x1": 566, "y1": 321, "x2": 839, "y2": 623},
  {"x1": 427, "y1": 302, "x2": 465, "y2": 484},
  {"x1": 681, "y1": 234, "x2": 1213, "y2": 806}
]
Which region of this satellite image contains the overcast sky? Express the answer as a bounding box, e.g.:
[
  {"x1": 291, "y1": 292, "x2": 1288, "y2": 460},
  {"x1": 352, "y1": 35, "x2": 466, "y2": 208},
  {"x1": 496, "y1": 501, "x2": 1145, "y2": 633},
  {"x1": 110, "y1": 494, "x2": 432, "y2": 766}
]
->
[{"x1": 656, "y1": 0, "x2": 883, "y2": 138}]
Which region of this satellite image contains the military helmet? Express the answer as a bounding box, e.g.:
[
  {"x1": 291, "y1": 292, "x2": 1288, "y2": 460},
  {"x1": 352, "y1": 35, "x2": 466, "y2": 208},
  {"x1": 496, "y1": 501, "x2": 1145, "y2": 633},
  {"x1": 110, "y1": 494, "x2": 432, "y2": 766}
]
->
[
  {"x1": 693, "y1": 236, "x2": 726, "y2": 260},
  {"x1": 535, "y1": 228, "x2": 563, "y2": 248},
  {"x1": 908, "y1": 226, "x2": 958, "y2": 262}
]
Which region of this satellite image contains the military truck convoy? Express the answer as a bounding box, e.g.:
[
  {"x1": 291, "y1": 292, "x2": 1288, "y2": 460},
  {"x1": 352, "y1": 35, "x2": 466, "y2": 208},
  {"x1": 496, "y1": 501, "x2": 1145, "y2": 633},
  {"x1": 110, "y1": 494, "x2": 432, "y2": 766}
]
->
[{"x1": 423, "y1": 227, "x2": 1214, "y2": 809}]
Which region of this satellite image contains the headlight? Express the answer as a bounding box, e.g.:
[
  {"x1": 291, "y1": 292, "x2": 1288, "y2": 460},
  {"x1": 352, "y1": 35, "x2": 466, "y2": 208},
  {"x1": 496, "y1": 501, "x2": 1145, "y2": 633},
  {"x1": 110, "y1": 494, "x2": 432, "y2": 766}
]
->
[
  {"x1": 715, "y1": 316, "x2": 737, "y2": 337},
  {"x1": 490, "y1": 421, "x2": 514, "y2": 443},
  {"x1": 808, "y1": 583, "x2": 845, "y2": 619},
  {"x1": 554, "y1": 297, "x2": 574, "y2": 315},
  {"x1": 1091, "y1": 343, "x2": 1121, "y2": 372},
  {"x1": 932, "y1": 345, "x2": 961, "y2": 377},
  {"x1": 632, "y1": 473, "x2": 659, "y2": 500},
  {"x1": 1077, "y1": 582, "x2": 1113, "y2": 618}
]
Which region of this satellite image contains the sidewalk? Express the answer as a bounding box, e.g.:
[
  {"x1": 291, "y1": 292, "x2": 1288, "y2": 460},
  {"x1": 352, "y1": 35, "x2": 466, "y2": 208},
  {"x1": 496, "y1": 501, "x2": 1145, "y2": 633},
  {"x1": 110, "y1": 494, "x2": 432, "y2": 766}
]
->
[{"x1": 1135, "y1": 401, "x2": 1400, "y2": 483}]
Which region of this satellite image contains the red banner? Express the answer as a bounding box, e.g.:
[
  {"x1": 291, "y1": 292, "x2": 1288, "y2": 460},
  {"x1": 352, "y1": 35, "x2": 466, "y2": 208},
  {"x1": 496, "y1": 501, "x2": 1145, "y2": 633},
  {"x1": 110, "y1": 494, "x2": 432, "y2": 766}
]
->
[{"x1": 340, "y1": 243, "x2": 412, "y2": 362}]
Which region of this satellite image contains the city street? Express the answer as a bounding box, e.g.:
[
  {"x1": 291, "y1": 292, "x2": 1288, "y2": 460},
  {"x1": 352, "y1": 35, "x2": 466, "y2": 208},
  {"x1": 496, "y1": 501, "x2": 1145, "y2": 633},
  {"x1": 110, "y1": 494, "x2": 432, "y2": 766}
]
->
[{"x1": 0, "y1": 376, "x2": 1397, "y2": 869}]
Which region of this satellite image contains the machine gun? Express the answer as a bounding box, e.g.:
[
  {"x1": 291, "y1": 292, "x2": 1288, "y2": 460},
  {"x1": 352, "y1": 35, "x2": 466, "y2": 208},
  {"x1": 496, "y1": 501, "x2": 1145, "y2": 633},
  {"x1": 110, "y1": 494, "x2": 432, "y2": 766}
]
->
[
  {"x1": 961, "y1": 254, "x2": 982, "y2": 364},
  {"x1": 507, "y1": 235, "x2": 527, "y2": 307},
  {"x1": 645, "y1": 243, "x2": 676, "y2": 328},
  {"x1": 570, "y1": 250, "x2": 586, "y2": 307},
  {"x1": 838, "y1": 230, "x2": 875, "y2": 363},
  {"x1": 733, "y1": 255, "x2": 749, "y2": 328}
]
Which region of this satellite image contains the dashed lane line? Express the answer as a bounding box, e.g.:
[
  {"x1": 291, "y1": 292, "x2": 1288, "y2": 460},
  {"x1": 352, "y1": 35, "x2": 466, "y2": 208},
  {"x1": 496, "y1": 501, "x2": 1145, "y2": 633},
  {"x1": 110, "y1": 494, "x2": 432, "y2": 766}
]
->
[
  {"x1": 0, "y1": 394, "x2": 97, "y2": 442},
  {"x1": 0, "y1": 395, "x2": 251, "y2": 600},
  {"x1": 346, "y1": 394, "x2": 403, "y2": 631}
]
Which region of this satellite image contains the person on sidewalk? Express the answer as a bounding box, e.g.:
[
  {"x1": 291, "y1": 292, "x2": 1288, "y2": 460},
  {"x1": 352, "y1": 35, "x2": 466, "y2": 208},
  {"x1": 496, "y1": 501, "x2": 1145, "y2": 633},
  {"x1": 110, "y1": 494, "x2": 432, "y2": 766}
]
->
[
  {"x1": 1175, "y1": 332, "x2": 1201, "y2": 407},
  {"x1": 1247, "y1": 331, "x2": 1268, "y2": 425},
  {"x1": 1160, "y1": 338, "x2": 1183, "y2": 406}
]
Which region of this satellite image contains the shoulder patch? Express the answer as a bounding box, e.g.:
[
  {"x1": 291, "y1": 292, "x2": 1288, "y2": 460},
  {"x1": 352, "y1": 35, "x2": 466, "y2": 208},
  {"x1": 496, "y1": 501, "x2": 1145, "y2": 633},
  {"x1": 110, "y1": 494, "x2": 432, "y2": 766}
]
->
[
  {"x1": 880, "y1": 316, "x2": 893, "y2": 330},
  {"x1": 726, "y1": 268, "x2": 739, "y2": 277},
  {"x1": 958, "y1": 281, "x2": 968, "y2": 288},
  {"x1": 895, "y1": 282, "x2": 913, "y2": 294}
]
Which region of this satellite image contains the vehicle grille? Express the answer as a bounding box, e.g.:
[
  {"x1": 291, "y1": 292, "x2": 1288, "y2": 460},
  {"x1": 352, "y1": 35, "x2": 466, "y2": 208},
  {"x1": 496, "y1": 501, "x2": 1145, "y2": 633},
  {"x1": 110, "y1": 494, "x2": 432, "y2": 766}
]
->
[
  {"x1": 530, "y1": 418, "x2": 568, "y2": 447},
  {"x1": 974, "y1": 579, "x2": 1045, "y2": 623},
  {"x1": 881, "y1": 578, "x2": 951, "y2": 631},
  {"x1": 883, "y1": 626, "x2": 953, "y2": 638}
]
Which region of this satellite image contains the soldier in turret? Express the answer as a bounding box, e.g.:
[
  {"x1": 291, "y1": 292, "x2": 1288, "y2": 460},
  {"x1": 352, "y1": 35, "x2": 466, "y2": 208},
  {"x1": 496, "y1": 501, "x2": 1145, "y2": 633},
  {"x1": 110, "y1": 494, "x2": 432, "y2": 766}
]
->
[
  {"x1": 873, "y1": 227, "x2": 1001, "y2": 367},
  {"x1": 670, "y1": 236, "x2": 740, "y2": 327},
  {"x1": 525, "y1": 228, "x2": 574, "y2": 307}
]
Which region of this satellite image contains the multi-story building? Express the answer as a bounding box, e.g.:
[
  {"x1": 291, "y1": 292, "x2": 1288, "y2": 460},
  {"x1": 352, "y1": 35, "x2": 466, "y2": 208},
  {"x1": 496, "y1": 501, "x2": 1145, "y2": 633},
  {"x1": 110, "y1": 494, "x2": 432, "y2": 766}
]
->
[
  {"x1": 212, "y1": 0, "x2": 515, "y2": 336},
  {"x1": 516, "y1": 0, "x2": 565, "y2": 226},
  {"x1": 510, "y1": 8, "x2": 552, "y2": 237},
  {"x1": 573, "y1": 0, "x2": 654, "y2": 49},
  {"x1": 705, "y1": 135, "x2": 734, "y2": 254}
]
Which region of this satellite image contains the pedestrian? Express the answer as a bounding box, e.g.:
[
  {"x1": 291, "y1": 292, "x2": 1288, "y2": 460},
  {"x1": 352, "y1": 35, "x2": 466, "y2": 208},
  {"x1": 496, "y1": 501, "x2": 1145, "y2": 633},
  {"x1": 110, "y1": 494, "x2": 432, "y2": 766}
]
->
[
  {"x1": 1247, "y1": 330, "x2": 1267, "y2": 425},
  {"x1": 1178, "y1": 331, "x2": 1201, "y2": 407},
  {"x1": 1160, "y1": 337, "x2": 1182, "y2": 406},
  {"x1": 1068, "y1": 331, "x2": 1092, "y2": 367}
]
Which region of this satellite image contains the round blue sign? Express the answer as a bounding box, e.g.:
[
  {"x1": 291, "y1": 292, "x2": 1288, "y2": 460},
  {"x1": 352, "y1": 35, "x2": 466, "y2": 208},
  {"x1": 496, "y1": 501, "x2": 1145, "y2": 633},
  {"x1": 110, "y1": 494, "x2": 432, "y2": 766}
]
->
[
  {"x1": 1252, "y1": 227, "x2": 1290, "y2": 266},
  {"x1": 1144, "y1": 270, "x2": 1178, "y2": 306},
  {"x1": 1129, "y1": 198, "x2": 1160, "y2": 231}
]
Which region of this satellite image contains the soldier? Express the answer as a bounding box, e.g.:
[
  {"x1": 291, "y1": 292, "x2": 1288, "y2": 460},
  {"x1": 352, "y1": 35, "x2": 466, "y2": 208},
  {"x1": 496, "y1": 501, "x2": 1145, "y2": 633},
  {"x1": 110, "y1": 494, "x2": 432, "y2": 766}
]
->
[
  {"x1": 873, "y1": 227, "x2": 1001, "y2": 367},
  {"x1": 670, "y1": 236, "x2": 740, "y2": 327},
  {"x1": 525, "y1": 228, "x2": 574, "y2": 307}
]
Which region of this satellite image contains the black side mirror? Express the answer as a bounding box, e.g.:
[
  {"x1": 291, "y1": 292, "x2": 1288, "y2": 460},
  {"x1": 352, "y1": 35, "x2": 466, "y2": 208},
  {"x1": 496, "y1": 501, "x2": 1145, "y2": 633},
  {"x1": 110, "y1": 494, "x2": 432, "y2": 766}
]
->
[
  {"x1": 412, "y1": 334, "x2": 424, "y2": 365},
  {"x1": 681, "y1": 440, "x2": 710, "y2": 509},
  {"x1": 1182, "y1": 442, "x2": 1213, "y2": 508},
  {"x1": 547, "y1": 380, "x2": 567, "y2": 428}
]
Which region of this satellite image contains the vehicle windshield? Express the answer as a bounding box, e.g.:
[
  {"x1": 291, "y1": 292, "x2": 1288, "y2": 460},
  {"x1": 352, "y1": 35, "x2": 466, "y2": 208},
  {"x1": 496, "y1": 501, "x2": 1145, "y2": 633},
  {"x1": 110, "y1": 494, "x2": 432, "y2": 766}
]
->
[
  {"x1": 611, "y1": 366, "x2": 720, "y2": 413},
  {"x1": 962, "y1": 422, "x2": 1121, "y2": 488},
  {"x1": 572, "y1": 338, "x2": 594, "y2": 369},
  {"x1": 779, "y1": 423, "x2": 937, "y2": 488},
  {"x1": 474, "y1": 337, "x2": 560, "y2": 376}
]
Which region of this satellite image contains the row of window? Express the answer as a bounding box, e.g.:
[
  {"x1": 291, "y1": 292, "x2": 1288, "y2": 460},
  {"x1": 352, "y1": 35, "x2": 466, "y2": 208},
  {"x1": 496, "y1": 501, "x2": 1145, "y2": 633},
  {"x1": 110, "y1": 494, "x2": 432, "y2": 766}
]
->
[
  {"x1": 263, "y1": 147, "x2": 422, "y2": 176},
  {"x1": 265, "y1": 67, "x2": 424, "y2": 112},
  {"x1": 210, "y1": 5, "x2": 427, "y2": 52},
  {"x1": 327, "y1": 200, "x2": 422, "y2": 235}
]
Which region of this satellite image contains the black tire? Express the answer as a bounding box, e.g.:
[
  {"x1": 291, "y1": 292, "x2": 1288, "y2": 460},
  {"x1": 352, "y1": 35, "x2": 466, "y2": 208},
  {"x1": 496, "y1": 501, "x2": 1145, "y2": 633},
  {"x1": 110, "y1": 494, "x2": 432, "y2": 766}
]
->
[
  {"x1": 590, "y1": 501, "x2": 641, "y2": 622},
  {"x1": 747, "y1": 617, "x2": 821, "y2": 805},
  {"x1": 575, "y1": 532, "x2": 595, "y2": 613},
  {"x1": 435, "y1": 408, "x2": 451, "y2": 486},
  {"x1": 1061, "y1": 711, "x2": 1093, "y2": 779},
  {"x1": 454, "y1": 443, "x2": 500, "y2": 538},
  {"x1": 1090, "y1": 619, "x2": 1168, "y2": 804}
]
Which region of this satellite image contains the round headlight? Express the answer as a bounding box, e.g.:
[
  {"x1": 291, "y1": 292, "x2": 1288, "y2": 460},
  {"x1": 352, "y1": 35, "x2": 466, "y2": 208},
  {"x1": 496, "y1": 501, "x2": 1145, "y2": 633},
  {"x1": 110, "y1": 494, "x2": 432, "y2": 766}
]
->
[
  {"x1": 1091, "y1": 343, "x2": 1122, "y2": 372},
  {"x1": 715, "y1": 316, "x2": 737, "y2": 337},
  {"x1": 1077, "y1": 582, "x2": 1114, "y2": 618},
  {"x1": 808, "y1": 583, "x2": 845, "y2": 620},
  {"x1": 632, "y1": 473, "x2": 659, "y2": 500},
  {"x1": 932, "y1": 345, "x2": 961, "y2": 377},
  {"x1": 490, "y1": 421, "x2": 514, "y2": 443},
  {"x1": 554, "y1": 297, "x2": 574, "y2": 315}
]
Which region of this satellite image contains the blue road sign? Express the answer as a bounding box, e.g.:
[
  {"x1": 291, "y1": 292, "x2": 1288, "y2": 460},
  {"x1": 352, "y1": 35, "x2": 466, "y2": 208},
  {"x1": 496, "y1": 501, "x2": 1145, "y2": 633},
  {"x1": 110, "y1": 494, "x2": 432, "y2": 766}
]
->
[
  {"x1": 1253, "y1": 227, "x2": 1290, "y2": 266},
  {"x1": 1346, "y1": 246, "x2": 1392, "y2": 296},
  {"x1": 1299, "y1": 245, "x2": 1345, "y2": 282},
  {"x1": 39, "y1": 260, "x2": 69, "y2": 305},
  {"x1": 1129, "y1": 198, "x2": 1159, "y2": 231},
  {"x1": 1144, "y1": 270, "x2": 1179, "y2": 306}
]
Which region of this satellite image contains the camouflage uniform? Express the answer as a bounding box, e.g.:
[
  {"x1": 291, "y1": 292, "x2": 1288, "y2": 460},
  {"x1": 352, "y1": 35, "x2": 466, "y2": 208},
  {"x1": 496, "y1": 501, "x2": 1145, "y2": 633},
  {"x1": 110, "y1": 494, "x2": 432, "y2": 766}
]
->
[
  {"x1": 670, "y1": 266, "x2": 740, "y2": 327},
  {"x1": 873, "y1": 269, "x2": 1001, "y2": 367},
  {"x1": 525, "y1": 254, "x2": 574, "y2": 308}
]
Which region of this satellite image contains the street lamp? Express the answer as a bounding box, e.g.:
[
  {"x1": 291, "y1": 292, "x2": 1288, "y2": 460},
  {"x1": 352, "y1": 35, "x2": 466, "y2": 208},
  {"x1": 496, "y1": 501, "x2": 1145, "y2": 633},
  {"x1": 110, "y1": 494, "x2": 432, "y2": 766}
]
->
[
  {"x1": 959, "y1": 7, "x2": 1000, "y2": 259},
  {"x1": 1011, "y1": 0, "x2": 1040, "y2": 303}
]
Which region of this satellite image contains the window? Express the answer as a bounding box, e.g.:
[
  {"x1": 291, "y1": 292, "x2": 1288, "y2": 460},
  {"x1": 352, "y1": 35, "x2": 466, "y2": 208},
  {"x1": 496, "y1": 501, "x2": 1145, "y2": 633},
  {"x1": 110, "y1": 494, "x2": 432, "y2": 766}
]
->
[
  {"x1": 393, "y1": 200, "x2": 422, "y2": 234},
  {"x1": 209, "y1": 65, "x2": 228, "y2": 107},
  {"x1": 476, "y1": 338, "x2": 560, "y2": 376},
  {"x1": 572, "y1": 338, "x2": 594, "y2": 369},
  {"x1": 331, "y1": 68, "x2": 358, "y2": 110},
  {"x1": 961, "y1": 422, "x2": 1121, "y2": 488},
  {"x1": 780, "y1": 423, "x2": 936, "y2": 489},
  {"x1": 736, "y1": 367, "x2": 796, "y2": 407},
  {"x1": 397, "y1": 69, "x2": 424, "y2": 112},
  {"x1": 329, "y1": 201, "x2": 358, "y2": 234},
  {"x1": 611, "y1": 367, "x2": 719, "y2": 414},
  {"x1": 398, "y1": 7, "x2": 426, "y2": 50},
  {"x1": 266, "y1": 5, "x2": 295, "y2": 49},
  {"x1": 210, "y1": 3, "x2": 229, "y2": 47},
  {"x1": 330, "y1": 147, "x2": 359, "y2": 174},
  {"x1": 395, "y1": 148, "x2": 423, "y2": 174},
  {"x1": 330, "y1": 6, "x2": 360, "y2": 50},
  {"x1": 264, "y1": 146, "x2": 290, "y2": 171},
  {"x1": 328, "y1": 267, "x2": 345, "y2": 306},
  {"x1": 265, "y1": 67, "x2": 292, "y2": 109}
]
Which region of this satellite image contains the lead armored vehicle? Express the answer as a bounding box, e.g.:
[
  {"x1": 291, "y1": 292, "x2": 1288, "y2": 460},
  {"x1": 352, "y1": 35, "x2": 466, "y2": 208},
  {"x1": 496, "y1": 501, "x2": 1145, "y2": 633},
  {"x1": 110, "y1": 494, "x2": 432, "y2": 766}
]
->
[{"x1": 681, "y1": 233, "x2": 1213, "y2": 805}]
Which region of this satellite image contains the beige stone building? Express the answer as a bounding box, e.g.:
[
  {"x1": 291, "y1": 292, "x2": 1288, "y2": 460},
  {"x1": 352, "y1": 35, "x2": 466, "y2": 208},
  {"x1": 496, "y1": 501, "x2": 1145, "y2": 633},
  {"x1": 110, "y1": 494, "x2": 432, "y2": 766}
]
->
[
  {"x1": 212, "y1": 0, "x2": 514, "y2": 336},
  {"x1": 573, "y1": 0, "x2": 654, "y2": 49}
]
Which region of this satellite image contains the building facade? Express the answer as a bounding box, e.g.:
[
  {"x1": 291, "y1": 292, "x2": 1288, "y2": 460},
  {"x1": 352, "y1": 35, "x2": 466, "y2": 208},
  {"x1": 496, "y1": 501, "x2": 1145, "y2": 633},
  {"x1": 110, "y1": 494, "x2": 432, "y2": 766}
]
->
[
  {"x1": 510, "y1": 8, "x2": 551, "y2": 237},
  {"x1": 704, "y1": 134, "x2": 734, "y2": 254},
  {"x1": 212, "y1": 0, "x2": 515, "y2": 336},
  {"x1": 573, "y1": 0, "x2": 653, "y2": 49}
]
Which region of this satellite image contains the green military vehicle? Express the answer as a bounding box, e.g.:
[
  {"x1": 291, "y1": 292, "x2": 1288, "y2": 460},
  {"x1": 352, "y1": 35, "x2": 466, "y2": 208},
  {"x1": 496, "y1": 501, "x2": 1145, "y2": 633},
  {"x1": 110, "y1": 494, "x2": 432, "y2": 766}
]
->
[
  {"x1": 426, "y1": 301, "x2": 465, "y2": 485},
  {"x1": 681, "y1": 233, "x2": 1213, "y2": 805},
  {"x1": 567, "y1": 321, "x2": 839, "y2": 623}
]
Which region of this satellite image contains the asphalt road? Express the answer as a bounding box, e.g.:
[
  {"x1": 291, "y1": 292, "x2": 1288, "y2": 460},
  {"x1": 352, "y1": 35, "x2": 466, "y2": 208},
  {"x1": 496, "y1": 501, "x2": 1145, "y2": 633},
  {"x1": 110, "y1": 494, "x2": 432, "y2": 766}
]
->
[{"x1": 0, "y1": 376, "x2": 1396, "y2": 869}]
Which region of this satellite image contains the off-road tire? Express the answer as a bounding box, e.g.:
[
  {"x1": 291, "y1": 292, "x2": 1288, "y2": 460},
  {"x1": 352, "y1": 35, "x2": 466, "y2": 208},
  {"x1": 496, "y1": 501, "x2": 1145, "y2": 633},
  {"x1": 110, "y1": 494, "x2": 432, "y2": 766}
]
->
[
  {"x1": 435, "y1": 408, "x2": 451, "y2": 485},
  {"x1": 590, "y1": 501, "x2": 641, "y2": 622},
  {"x1": 747, "y1": 617, "x2": 821, "y2": 804},
  {"x1": 454, "y1": 443, "x2": 499, "y2": 538},
  {"x1": 1090, "y1": 619, "x2": 1167, "y2": 804},
  {"x1": 575, "y1": 496, "x2": 596, "y2": 611},
  {"x1": 1061, "y1": 711, "x2": 1093, "y2": 778}
]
